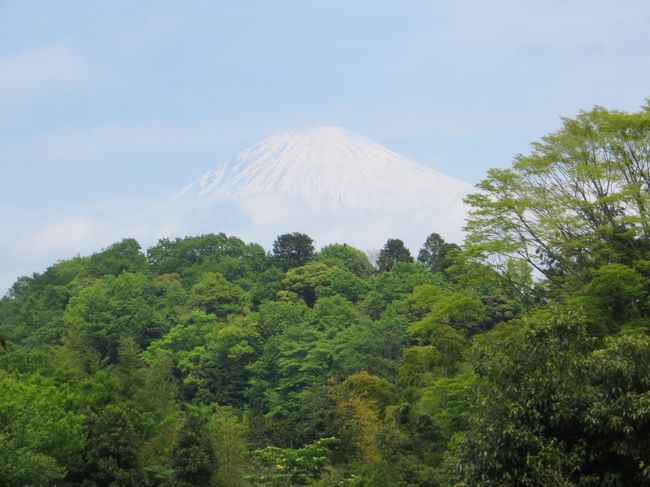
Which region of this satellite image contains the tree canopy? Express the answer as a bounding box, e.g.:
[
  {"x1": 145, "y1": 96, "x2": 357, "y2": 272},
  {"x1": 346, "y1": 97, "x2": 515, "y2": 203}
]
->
[
  {"x1": 272, "y1": 233, "x2": 315, "y2": 271},
  {"x1": 376, "y1": 238, "x2": 413, "y2": 271},
  {"x1": 2, "y1": 101, "x2": 650, "y2": 486},
  {"x1": 465, "y1": 104, "x2": 650, "y2": 287}
]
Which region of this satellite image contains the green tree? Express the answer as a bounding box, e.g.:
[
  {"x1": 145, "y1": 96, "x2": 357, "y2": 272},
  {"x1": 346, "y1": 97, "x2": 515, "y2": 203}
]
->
[
  {"x1": 169, "y1": 412, "x2": 217, "y2": 486},
  {"x1": 83, "y1": 405, "x2": 144, "y2": 486},
  {"x1": 282, "y1": 262, "x2": 332, "y2": 307},
  {"x1": 0, "y1": 256, "x2": 91, "y2": 346},
  {"x1": 341, "y1": 371, "x2": 397, "y2": 411},
  {"x1": 115, "y1": 335, "x2": 143, "y2": 399},
  {"x1": 376, "y1": 238, "x2": 413, "y2": 272},
  {"x1": 88, "y1": 238, "x2": 148, "y2": 278},
  {"x1": 247, "y1": 437, "x2": 338, "y2": 486},
  {"x1": 272, "y1": 233, "x2": 315, "y2": 271},
  {"x1": 0, "y1": 372, "x2": 86, "y2": 486},
  {"x1": 254, "y1": 299, "x2": 308, "y2": 340},
  {"x1": 375, "y1": 402, "x2": 441, "y2": 486},
  {"x1": 315, "y1": 265, "x2": 369, "y2": 303},
  {"x1": 308, "y1": 295, "x2": 361, "y2": 335},
  {"x1": 410, "y1": 290, "x2": 488, "y2": 335},
  {"x1": 147, "y1": 233, "x2": 269, "y2": 277},
  {"x1": 64, "y1": 272, "x2": 168, "y2": 362},
  {"x1": 445, "y1": 312, "x2": 650, "y2": 486},
  {"x1": 582, "y1": 263, "x2": 645, "y2": 332},
  {"x1": 207, "y1": 408, "x2": 249, "y2": 487},
  {"x1": 189, "y1": 272, "x2": 250, "y2": 318},
  {"x1": 185, "y1": 320, "x2": 260, "y2": 406},
  {"x1": 263, "y1": 324, "x2": 340, "y2": 445},
  {"x1": 362, "y1": 262, "x2": 443, "y2": 319},
  {"x1": 316, "y1": 243, "x2": 374, "y2": 277},
  {"x1": 465, "y1": 104, "x2": 650, "y2": 287},
  {"x1": 409, "y1": 321, "x2": 466, "y2": 376},
  {"x1": 250, "y1": 267, "x2": 285, "y2": 308},
  {"x1": 417, "y1": 232, "x2": 459, "y2": 273},
  {"x1": 135, "y1": 348, "x2": 179, "y2": 421}
]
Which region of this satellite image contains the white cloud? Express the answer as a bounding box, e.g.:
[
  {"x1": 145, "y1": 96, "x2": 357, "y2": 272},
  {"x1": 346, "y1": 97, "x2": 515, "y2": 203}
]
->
[
  {"x1": 0, "y1": 184, "x2": 470, "y2": 296},
  {"x1": 0, "y1": 198, "x2": 162, "y2": 294},
  {"x1": 13, "y1": 216, "x2": 108, "y2": 259},
  {"x1": 0, "y1": 46, "x2": 95, "y2": 106}
]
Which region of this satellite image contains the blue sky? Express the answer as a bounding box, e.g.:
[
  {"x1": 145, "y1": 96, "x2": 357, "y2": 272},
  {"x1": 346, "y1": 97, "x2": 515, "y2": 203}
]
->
[{"x1": 1, "y1": 0, "x2": 650, "y2": 292}]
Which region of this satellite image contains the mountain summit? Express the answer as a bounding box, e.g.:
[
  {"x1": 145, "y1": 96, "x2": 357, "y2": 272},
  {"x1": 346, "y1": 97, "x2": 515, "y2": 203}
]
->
[
  {"x1": 171, "y1": 127, "x2": 471, "y2": 248},
  {"x1": 175, "y1": 126, "x2": 469, "y2": 211}
]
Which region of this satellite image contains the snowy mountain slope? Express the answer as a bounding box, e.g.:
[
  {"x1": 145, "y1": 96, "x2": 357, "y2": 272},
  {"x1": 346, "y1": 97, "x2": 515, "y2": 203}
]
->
[
  {"x1": 170, "y1": 126, "x2": 472, "y2": 249},
  {"x1": 175, "y1": 126, "x2": 470, "y2": 211}
]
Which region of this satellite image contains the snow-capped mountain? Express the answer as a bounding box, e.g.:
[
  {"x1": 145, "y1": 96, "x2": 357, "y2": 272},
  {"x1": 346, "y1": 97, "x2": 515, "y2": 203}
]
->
[
  {"x1": 170, "y1": 126, "x2": 471, "y2": 249},
  {"x1": 175, "y1": 126, "x2": 469, "y2": 211}
]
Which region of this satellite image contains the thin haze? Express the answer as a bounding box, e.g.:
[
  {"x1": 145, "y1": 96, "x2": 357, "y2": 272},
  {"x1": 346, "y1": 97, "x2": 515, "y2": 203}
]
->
[{"x1": 1, "y1": 0, "x2": 649, "y2": 292}]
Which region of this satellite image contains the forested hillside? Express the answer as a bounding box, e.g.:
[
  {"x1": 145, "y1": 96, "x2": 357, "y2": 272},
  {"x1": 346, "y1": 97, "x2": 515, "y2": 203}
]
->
[{"x1": 1, "y1": 103, "x2": 650, "y2": 486}]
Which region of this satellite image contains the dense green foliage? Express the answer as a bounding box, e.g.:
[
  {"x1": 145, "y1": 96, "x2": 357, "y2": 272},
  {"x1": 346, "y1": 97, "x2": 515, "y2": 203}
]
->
[
  {"x1": 376, "y1": 238, "x2": 414, "y2": 271},
  {"x1": 1, "y1": 102, "x2": 649, "y2": 485}
]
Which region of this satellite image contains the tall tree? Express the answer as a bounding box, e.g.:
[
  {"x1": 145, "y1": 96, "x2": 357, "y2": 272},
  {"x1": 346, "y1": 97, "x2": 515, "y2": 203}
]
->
[
  {"x1": 82, "y1": 406, "x2": 144, "y2": 486},
  {"x1": 417, "y1": 232, "x2": 459, "y2": 273},
  {"x1": 376, "y1": 239, "x2": 413, "y2": 272},
  {"x1": 169, "y1": 412, "x2": 216, "y2": 486},
  {"x1": 464, "y1": 104, "x2": 650, "y2": 286},
  {"x1": 272, "y1": 233, "x2": 315, "y2": 271}
]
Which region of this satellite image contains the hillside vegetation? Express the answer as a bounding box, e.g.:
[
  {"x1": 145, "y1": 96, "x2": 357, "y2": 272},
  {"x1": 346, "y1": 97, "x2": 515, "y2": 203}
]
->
[{"x1": 1, "y1": 102, "x2": 650, "y2": 486}]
